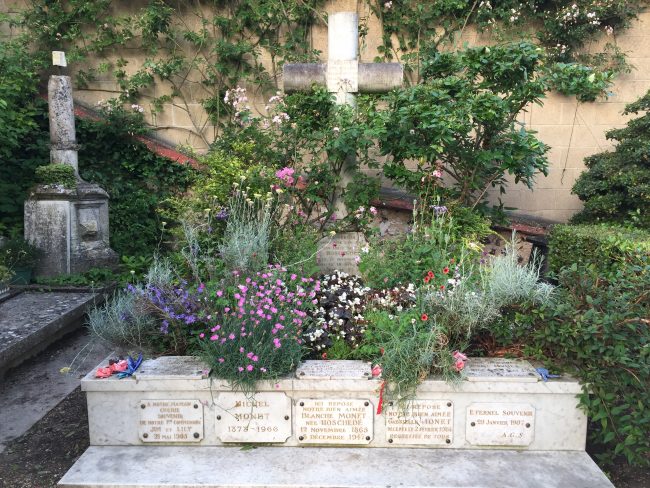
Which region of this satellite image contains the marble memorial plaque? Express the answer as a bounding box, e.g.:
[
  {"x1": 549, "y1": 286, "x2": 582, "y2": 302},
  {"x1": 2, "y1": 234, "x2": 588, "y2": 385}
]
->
[
  {"x1": 464, "y1": 358, "x2": 539, "y2": 382},
  {"x1": 316, "y1": 232, "x2": 367, "y2": 275},
  {"x1": 215, "y1": 392, "x2": 292, "y2": 443},
  {"x1": 296, "y1": 360, "x2": 372, "y2": 379},
  {"x1": 138, "y1": 399, "x2": 203, "y2": 443},
  {"x1": 466, "y1": 403, "x2": 535, "y2": 447},
  {"x1": 385, "y1": 400, "x2": 454, "y2": 445},
  {"x1": 296, "y1": 398, "x2": 374, "y2": 444}
]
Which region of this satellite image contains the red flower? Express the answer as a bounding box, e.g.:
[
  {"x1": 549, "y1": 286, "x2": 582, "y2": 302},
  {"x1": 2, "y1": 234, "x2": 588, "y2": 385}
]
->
[
  {"x1": 423, "y1": 276, "x2": 431, "y2": 283},
  {"x1": 321, "y1": 352, "x2": 327, "y2": 359},
  {"x1": 443, "y1": 267, "x2": 450, "y2": 274},
  {"x1": 427, "y1": 270, "x2": 434, "y2": 278},
  {"x1": 421, "y1": 313, "x2": 428, "y2": 321},
  {"x1": 379, "y1": 347, "x2": 385, "y2": 355},
  {"x1": 440, "y1": 285, "x2": 445, "y2": 290}
]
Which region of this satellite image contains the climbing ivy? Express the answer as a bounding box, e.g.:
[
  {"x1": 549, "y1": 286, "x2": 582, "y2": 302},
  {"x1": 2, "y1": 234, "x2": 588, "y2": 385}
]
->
[{"x1": 2, "y1": 0, "x2": 646, "y2": 140}]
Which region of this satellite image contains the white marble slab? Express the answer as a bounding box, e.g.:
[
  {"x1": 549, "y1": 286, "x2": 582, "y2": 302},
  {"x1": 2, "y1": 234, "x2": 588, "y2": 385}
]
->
[
  {"x1": 385, "y1": 400, "x2": 454, "y2": 446},
  {"x1": 215, "y1": 392, "x2": 292, "y2": 443},
  {"x1": 138, "y1": 399, "x2": 203, "y2": 443},
  {"x1": 59, "y1": 446, "x2": 615, "y2": 488},
  {"x1": 296, "y1": 360, "x2": 371, "y2": 379},
  {"x1": 466, "y1": 403, "x2": 535, "y2": 447},
  {"x1": 295, "y1": 398, "x2": 374, "y2": 445},
  {"x1": 464, "y1": 358, "x2": 539, "y2": 382}
]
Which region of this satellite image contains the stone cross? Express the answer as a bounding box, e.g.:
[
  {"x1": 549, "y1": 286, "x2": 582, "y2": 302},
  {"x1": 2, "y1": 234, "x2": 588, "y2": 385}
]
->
[
  {"x1": 283, "y1": 12, "x2": 403, "y2": 105},
  {"x1": 283, "y1": 12, "x2": 403, "y2": 217}
]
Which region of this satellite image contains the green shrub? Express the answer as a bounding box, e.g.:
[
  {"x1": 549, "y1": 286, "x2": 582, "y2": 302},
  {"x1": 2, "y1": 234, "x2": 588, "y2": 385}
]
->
[
  {"x1": 77, "y1": 105, "x2": 196, "y2": 257},
  {"x1": 0, "y1": 41, "x2": 49, "y2": 232},
  {"x1": 548, "y1": 224, "x2": 650, "y2": 275},
  {"x1": 35, "y1": 163, "x2": 77, "y2": 189},
  {"x1": 571, "y1": 89, "x2": 650, "y2": 228},
  {"x1": 524, "y1": 264, "x2": 649, "y2": 466}
]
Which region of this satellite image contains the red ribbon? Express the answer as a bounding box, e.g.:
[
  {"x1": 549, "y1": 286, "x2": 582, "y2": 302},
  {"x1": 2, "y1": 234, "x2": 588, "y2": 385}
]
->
[{"x1": 377, "y1": 380, "x2": 386, "y2": 415}]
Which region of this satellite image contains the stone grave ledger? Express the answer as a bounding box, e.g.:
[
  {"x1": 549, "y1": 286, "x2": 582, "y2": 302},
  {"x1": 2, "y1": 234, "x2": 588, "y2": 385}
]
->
[{"x1": 83, "y1": 357, "x2": 586, "y2": 450}]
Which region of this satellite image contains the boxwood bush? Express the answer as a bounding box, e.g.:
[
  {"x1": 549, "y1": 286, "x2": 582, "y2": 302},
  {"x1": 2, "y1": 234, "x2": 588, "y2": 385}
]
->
[
  {"x1": 548, "y1": 224, "x2": 650, "y2": 275},
  {"x1": 525, "y1": 263, "x2": 649, "y2": 466}
]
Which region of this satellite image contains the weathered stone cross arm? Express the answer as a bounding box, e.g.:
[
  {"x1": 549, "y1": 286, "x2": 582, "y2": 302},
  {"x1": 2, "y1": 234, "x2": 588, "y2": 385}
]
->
[
  {"x1": 282, "y1": 12, "x2": 402, "y2": 104},
  {"x1": 283, "y1": 62, "x2": 403, "y2": 95}
]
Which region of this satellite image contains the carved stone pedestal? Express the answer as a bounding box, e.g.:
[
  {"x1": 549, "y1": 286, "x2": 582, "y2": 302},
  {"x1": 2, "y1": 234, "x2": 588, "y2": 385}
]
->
[{"x1": 25, "y1": 182, "x2": 118, "y2": 277}]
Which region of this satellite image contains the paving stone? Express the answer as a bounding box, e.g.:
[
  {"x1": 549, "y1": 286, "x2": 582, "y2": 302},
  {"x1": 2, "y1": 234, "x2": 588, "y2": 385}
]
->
[{"x1": 0, "y1": 291, "x2": 103, "y2": 376}]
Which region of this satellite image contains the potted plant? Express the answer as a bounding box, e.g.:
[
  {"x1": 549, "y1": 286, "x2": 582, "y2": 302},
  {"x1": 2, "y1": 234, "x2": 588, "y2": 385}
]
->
[{"x1": 0, "y1": 238, "x2": 40, "y2": 285}]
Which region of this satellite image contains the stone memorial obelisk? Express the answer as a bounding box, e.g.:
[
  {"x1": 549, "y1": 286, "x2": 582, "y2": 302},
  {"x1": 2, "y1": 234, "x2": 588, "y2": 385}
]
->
[
  {"x1": 25, "y1": 51, "x2": 118, "y2": 277},
  {"x1": 283, "y1": 13, "x2": 403, "y2": 274}
]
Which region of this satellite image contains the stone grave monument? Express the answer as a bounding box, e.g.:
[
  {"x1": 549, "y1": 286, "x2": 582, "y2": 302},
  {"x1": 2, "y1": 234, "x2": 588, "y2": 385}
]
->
[
  {"x1": 59, "y1": 355, "x2": 613, "y2": 487},
  {"x1": 24, "y1": 52, "x2": 117, "y2": 277},
  {"x1": 58, "y1": 15, "x2": 612, "y2": 487},
  {"x1": 284, "y1": 12, "x2": 403, "y2": 275}
]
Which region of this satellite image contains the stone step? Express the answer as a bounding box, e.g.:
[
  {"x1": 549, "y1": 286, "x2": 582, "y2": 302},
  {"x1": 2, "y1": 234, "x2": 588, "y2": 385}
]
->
[{"x1": 58, "y1": 446, "x2": 613, "y2": 488}]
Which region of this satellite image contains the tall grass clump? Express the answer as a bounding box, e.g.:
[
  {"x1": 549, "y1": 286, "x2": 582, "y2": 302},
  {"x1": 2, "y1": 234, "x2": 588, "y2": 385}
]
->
[
  {"x1": 219, "y1": 189, "x2": 274, "y2": 274},
  {"x1": 87, "y1": 291, "x2": 158, "y2": 353}
]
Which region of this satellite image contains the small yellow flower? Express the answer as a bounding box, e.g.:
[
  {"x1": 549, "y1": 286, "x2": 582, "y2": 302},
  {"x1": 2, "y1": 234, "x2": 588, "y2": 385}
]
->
[{"x1": 60, "y1": 367, "x2": 71, "y2": 374}]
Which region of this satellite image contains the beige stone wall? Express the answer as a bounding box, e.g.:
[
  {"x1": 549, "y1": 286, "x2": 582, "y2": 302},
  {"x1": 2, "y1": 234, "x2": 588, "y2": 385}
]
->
[
  {"x1": 497, "y1": 13, "x2": 650, "y2": 222},
  {"x1": 2, "y1": 0, "x2": 649, "y2": 222}
]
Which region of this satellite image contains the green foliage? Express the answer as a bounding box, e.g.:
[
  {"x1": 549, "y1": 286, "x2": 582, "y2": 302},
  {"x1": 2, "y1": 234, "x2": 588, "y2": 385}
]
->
[
  {"x1": 7, "y1": 0, "x2": 326, "y2": 144},
  {"x1": 34, "y1": 267, "x2": 119, "y2": 287},
  {"x1": 269, "y1": 223, "x2": 320, "y2": 277},
  {"x1": 522, "y1": 264, "x2": 649, "y2": 466},
  {"x1": 0, "y1": 264, "x2": 13, "y2": 282},
  {"x1": 211, "y1": 87, "x2": 380, "y2": 233},
  {"x1": 0, "y1": 40, "x2": 49, "y2": 232},
  {"x1": 219, "y1": 190, "x2": 273, "y2": 274},
  {"x1": 377, "y1": 43, "x2": 550, "y2": 210},
  {"x1": 571, "y1": 90, "x2": 650, "y2": 227},
  {"x1": 76, "y1": 104, "x2": 196, "y2": 257},
  {"x1": 548, "y1": 224, "x2": 650, "y2": 275},
  {"x1": 372, "y1": 0, "x2": 644, "y2": 92},
  {"x1": 88, "y1": 290, "x2": 160, "y2": 354},
  {"x1": 0, "y1": 238, "x2": 40, "y2": 268},
  {"x1": 545, "y1": 63, "x2": 615, "y2": 102},
  {"x1": 34, "y1": 163, "x2": 77, "y2": 189},
  {"x1": 359, "y1": 205, "x2": 491, "y2": 288}
]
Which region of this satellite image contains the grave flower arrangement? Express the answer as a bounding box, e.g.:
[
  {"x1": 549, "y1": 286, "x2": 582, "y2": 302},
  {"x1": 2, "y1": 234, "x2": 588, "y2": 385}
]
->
[{"x1": 197, "y1": 266, "x2": 319, "y2": 390}]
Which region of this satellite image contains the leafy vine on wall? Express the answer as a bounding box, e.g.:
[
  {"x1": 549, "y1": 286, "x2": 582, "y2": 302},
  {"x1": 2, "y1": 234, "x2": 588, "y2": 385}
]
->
[{"x1": 1, "y1": 0, "x2": 647, "y2": 146}]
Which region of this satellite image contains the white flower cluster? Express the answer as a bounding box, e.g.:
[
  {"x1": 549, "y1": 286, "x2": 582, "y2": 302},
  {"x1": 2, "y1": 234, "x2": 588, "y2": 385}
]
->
[
  {"x1": 224, "y1": 86, "x2": 250, "y2": 122},
  {"x1": 304, "y1": 271, "x2": 371, "y2": 351},
  {"x1": 367, "y1": 283, "x2": 416, "y2": 314}
]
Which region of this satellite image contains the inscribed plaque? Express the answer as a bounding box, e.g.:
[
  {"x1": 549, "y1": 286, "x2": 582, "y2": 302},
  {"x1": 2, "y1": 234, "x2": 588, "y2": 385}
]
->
[
  {"x1": 385, "y1": 400, "x2": 454, "y2": 445},
  {"x1": 316, "y1": 232, "x2": 367, "y2": 275},
  {"x1": 466, "y1": 403, "x2": 535, "y2": 446},
  {"x1": 296, "y1": 360, "x2": 371, "y2": 379},
  {"x1": 138, "y1": 399, "x2": 203, "y2": 443},
  {"x1": 215, "y1": 392, "x2": 292, "y2": 443},
  {"x1": 464, "y1": 358, "x2": 539, "y2": 382},
  {"x1": 295, "y1": 398, "x2": 374, "y2": 444}
]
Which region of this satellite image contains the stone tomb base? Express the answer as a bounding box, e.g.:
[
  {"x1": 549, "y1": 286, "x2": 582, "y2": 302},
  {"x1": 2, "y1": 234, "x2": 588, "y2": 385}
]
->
[
  {"x1": 81, "y1": 357, "x2": 586, "y2": 450},
  {"x1": 59, "y1": 357, "x2": 613, "y2": 487}
]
